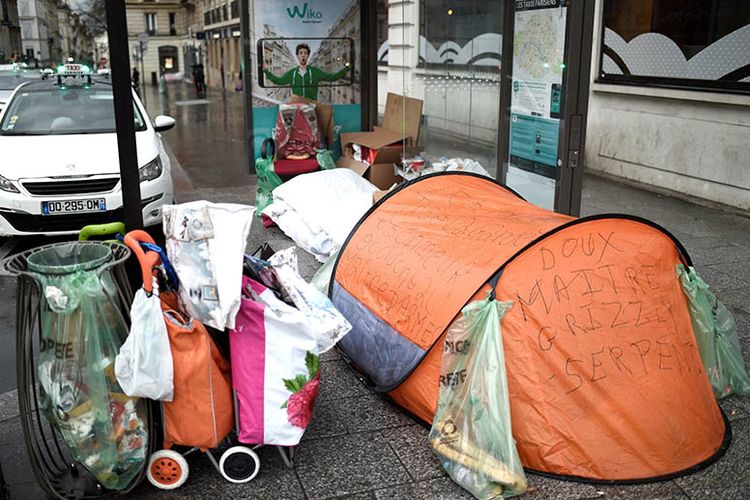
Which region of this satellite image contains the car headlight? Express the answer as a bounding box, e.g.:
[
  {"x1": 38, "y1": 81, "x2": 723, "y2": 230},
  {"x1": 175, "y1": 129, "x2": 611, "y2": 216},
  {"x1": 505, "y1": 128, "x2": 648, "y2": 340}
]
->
[
  {"x1": 139, "y1": 157, "x2": 163, "y2": 182},
  {"x1": 0, "y1": 174, "x2": 19, "y2": 193}
]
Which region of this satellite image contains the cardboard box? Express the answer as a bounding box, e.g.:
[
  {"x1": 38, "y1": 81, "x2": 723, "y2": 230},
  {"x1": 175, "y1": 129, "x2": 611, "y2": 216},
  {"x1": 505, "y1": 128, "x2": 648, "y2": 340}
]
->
[
  {"x1": 336, "y1": 93, "x2": 423, "y2": 189},
  {"x1": 372, "y1": 190, "x2": 389, "y2": 204}
]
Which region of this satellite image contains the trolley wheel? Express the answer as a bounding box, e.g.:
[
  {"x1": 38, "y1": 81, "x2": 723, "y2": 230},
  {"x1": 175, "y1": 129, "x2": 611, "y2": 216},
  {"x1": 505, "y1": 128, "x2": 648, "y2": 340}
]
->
[
  {"x1": 147, "y1": 449, "x2": 189, "y2": 490},
  {"x1": 218, "y1": 446, "x2": 260, "y2": 483}
]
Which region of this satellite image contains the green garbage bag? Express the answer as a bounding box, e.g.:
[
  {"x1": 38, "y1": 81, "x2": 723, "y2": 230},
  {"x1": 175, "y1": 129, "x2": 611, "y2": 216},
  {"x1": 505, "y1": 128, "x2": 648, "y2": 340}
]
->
[
  {"x1": 677, "y1": 264, "x2": 750, "y2": 398},
  {"x1": 28, "y1": 243, "x2": 148, "y2": 490},
  {"x1": 429, "y1": 293, "x2": 527, "y2": 499},
  {"x1": 256, "y1": 141, "x2": 283, "y2": 215},
  {"x1": 316, "y1": 149, "x2": 336, "y2": 170},
  {"x1": 310, "y1": 250, "x2": 339, "y2": 296}
]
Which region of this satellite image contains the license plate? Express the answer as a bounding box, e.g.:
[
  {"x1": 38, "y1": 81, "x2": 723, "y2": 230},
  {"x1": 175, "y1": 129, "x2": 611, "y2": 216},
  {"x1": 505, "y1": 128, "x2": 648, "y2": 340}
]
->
[{"x1": 42, "y1": 198, "x2": 107, "y2": 215}]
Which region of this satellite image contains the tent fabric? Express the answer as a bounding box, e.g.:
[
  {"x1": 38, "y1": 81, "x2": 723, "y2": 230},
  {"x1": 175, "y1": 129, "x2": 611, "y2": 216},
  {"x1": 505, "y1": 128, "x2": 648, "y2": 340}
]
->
[{"x1": 330, "y1": 172, "x2": 729, "y2": 482}]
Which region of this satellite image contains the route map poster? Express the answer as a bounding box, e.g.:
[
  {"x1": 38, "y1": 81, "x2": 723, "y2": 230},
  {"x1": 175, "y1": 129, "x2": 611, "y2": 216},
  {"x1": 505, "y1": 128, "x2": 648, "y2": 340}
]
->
[{"x1": 509, "y1": 0, "x2": 567, "y2": 177}]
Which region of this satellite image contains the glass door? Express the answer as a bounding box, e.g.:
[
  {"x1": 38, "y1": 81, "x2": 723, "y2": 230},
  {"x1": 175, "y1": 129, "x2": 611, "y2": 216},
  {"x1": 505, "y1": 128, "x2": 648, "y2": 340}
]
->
[{"x1": 499, "y1": 0, "x2": 595, "y2": 214}]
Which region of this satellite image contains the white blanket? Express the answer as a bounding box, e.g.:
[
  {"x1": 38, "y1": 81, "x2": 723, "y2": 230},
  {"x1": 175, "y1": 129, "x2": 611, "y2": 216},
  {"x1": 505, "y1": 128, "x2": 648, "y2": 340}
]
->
[{"x1": 262, "y1": 169, "x2": 378, "y2": 262}]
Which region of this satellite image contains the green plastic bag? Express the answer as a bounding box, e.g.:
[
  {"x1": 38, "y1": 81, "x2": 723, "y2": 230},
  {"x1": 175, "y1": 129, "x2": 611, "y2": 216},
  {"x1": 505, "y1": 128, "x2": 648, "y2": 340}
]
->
[
  {"x1": 316, "y1": 149, "x2": 336, "y2": 170},
  {"x1": 677, "y1": 264, "x2": 750, "y2": 398},
  {"x1": 430, "y1": 293, "x2": 527, "y2": 499},
  {"x1": 29, "y1": 243, "x2": 148, "y2": 490},
  {"x1": 256, "y1": 154, "x2": 283, "y2": 215},
  {"x1": 310, "y1": 250, "x2": 339, "y2": 296}
]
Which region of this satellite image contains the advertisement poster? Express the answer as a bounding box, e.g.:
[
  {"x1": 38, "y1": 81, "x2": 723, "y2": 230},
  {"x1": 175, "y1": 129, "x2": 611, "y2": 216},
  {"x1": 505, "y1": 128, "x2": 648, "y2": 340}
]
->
[
  {"x1": 509, "y1": 0, "x2": 567, "y2": 177},
  {"x1": 249, "y1": 0, "x2": 362, "y2": 158}
]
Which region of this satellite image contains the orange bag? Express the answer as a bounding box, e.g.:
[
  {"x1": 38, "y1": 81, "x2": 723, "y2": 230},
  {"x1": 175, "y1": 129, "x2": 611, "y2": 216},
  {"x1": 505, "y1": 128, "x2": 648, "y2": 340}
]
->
[
  {"x1": 160, "y1": 293, "x2": 234, "y2": 451},
  {"x1": 124, "y1": 231, "x2": 234, "y2": 452}
]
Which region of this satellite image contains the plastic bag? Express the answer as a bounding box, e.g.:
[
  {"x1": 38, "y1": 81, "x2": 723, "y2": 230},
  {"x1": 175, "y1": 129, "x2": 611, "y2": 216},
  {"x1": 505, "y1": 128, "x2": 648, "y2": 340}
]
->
[
  {"x1": 115, "y1": 278, "x2": 174, "y2": 401},
  {"x1": 230, "y1": 276, "x2": 321, "y2": 446},
  {"x1": 256, "y1": 153, "x2": 283, "y2": 215},
  {"x1": 677, "y1": 264, "x2": 750, "y2": 398},
  {"x1": 430, "y1": 293, "x2": 527, "y2": 499},
  {"x1": 249, "y1": 247, "x2": 352, "y2": 353},
  {"x1": 310, "y1": 250, "x2": 339, "y2": 296},
  {"x1": 163, "y1": 201, "x2": 254, "y2": 330},
  {"x1": 276, "y1": 102, "x2": 319, "y2": 159},
  {"x1": 316, "y1": 149, "x2": 336, "y2": 170},
  {"x1": 30, "y1": 243, "x2": 148, "y2": 491}
]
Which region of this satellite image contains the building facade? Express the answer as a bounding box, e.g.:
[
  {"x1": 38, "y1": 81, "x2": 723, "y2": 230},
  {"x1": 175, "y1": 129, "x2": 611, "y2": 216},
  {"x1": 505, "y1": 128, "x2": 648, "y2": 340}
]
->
[
  {"x1": 18, "y1": 0, "x2": 62, "y2": 67},
  {"x1": 126, "y1": 0, "x2": 194, "y2": 85},
  {"x1": 377, "y1": 0, "x2": 749, "y2": 211},
  {"x1": 0, "y1": 0, "x2": 22, "y2": 63},
  {"x1": 57, "y1": 2, "x2": 93, "y2": 64},
  {"x1": 196, "y1": 0, "x2": 240, "y2": 89}
]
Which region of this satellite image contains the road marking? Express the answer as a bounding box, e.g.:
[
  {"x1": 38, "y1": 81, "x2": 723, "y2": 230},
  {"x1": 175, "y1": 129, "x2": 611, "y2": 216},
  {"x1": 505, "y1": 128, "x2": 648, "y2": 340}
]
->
[{"x1": 175, "y1": 99, "x2": 211, "y2": 106}]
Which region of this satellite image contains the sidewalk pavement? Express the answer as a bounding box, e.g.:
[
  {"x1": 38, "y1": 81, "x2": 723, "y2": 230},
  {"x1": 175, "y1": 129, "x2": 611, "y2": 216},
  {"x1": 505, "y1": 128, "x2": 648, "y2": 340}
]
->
[{"x1": 0, "y1": 82, "x2": 748, "y2": 499}]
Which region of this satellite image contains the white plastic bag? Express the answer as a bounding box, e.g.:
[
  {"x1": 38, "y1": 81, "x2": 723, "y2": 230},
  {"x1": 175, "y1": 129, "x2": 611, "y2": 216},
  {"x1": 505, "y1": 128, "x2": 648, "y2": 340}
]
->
[
  {"x1": 115, "y1": 279, "x2": 174, "y2": 401},
  {"x1": 163, "y1": 201, "x2": 254, "y2": 329},
  {"x1": 268, "y1": 247, "x2": 351, "y2": 353}
]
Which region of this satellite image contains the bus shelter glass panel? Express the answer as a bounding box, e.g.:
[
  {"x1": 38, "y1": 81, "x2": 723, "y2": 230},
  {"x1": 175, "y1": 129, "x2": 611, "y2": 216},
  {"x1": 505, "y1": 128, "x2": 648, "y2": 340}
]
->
[
  {"x1": 247, "y1": 0, "x2": 362, "y2": 160},
  {"x1": 418, "y1": 0, "x2": 503, "y2": 177},
  {"x1": 505, "y1": 0, "x2": 567, "y2": 210}
]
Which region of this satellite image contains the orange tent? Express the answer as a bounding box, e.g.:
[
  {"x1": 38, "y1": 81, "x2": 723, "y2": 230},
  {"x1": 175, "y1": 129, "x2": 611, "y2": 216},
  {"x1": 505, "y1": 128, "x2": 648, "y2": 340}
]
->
[{"x1": 331, "y1": 173, "x2": 729, "y2": 482}]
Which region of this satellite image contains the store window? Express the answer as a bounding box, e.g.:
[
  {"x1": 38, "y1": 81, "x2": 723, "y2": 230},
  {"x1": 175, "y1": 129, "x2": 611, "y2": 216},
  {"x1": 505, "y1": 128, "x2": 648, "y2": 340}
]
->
[
  {"x1": 419, "y1": 0, "x2": 502, "y2": 69},
  {"x1": 376, "y1": 0, "x2": 388, "y2": 65},
  {"x1": 599, "y1": 0, "x2": 750, "y2": 93},
  {"x1": 417, "y1": 0, "x2": 504, "y2": 176},
  {"x1": 145, "y1": 12, "x2": 157, "y2": 36}
]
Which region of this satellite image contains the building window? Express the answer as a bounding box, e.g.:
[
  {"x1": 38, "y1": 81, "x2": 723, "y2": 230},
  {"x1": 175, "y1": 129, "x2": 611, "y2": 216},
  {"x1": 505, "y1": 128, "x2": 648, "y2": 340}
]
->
[
  {"x1": 231, "y1": 1, "x2": 239, "y2": 19},
  {"x1": 145, "y1": 12, "x2": 157, "y2": 36},
  {"x1": 222, "y1": 5, "x2": 228, "y2": 22},
  {"x1": 204, "y1": 11, "x2": 210, "y2": 25},
  {"x1": 169, "y1": 13, "x2": 177, "y2": 35},
  {"x1": 418, "y1": 0, "x2": 503, "y2": 69},
  {"x1": 599, "y1": 0, "x2": 750, "y2": 94}
]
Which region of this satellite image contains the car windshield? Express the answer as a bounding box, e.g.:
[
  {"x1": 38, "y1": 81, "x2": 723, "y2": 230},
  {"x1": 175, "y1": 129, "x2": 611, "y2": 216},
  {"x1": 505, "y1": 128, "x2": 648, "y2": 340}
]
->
[{"x1": 0, "y1": 86, "x2": 147, "y2": 135}]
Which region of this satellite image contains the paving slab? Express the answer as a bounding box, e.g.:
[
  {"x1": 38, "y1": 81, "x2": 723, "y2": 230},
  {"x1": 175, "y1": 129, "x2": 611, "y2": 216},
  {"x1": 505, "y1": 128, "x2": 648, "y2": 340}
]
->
[
  {"x1": 674, "y1": 417, "x2": 750, "y2": 496},
  {"x1": 372, "y1": 477, "x2": 473, "y2": 499},
  {"x1": 381, "y1": 423, "x2": 444, "y2": 482},
  {"x1": 294, "y1": 432, "x2": 411, "y2": 498},
  {"x1": 317, "y1": 359, "x2": 371, "y2": 403},
  {"x1": 328, "y1": 394, "x2": 415, "y2": 434}
]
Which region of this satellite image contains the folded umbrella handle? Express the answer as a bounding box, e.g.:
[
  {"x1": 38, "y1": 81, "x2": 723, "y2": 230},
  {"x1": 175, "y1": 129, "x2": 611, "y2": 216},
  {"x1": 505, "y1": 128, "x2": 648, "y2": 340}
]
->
[{"x1": 123, "y1": 230, "x2": 160, "y2": 293}]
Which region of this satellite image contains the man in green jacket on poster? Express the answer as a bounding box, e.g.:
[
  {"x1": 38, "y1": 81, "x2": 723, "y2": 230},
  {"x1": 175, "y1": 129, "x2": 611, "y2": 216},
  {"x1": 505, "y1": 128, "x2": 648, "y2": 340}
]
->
[{"x1": 263, "y1": 43, "x2": 350, "y2": 101}]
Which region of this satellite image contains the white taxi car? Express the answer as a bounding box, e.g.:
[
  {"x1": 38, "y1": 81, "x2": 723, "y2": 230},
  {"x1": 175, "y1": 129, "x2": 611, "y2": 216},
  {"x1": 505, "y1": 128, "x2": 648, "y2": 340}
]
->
[{"x1": 0, "y1": 64, "x2": 174, "y2": 235}]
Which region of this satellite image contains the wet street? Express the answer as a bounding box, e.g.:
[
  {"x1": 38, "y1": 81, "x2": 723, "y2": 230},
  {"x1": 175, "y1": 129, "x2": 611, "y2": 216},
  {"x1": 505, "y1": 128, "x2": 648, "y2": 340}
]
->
[{"x1": 0, "y1": 81, "x2": 749, "y2": 499}]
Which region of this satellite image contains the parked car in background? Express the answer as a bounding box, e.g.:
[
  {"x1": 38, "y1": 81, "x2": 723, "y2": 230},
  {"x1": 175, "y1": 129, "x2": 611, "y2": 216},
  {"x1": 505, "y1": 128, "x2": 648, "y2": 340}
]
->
[
  {"x1": 0, "y1": 64, "x2": 176, "y2": 236},
  {"x1": 0, "y1": 64, "x2": 44, "y2": 113}
]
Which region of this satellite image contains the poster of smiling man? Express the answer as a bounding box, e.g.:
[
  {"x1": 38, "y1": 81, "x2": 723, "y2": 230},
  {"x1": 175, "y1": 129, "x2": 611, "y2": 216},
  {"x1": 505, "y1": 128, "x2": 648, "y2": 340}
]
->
[
  {"x1": 247, "y1": 0, "x2": 362, "y2": 159},
  {"x1": 250, "y1": 0, "x2": 360, "y2": 105}
]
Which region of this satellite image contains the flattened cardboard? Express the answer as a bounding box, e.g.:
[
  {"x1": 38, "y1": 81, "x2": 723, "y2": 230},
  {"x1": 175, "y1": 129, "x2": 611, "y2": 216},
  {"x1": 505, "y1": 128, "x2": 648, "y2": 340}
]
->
[
  {"x1": 382, "y1": 93, "x2": 423, "y2": 143},
  {"x1": 372, "y1": 190, "x2": 389, "y2": 204}
]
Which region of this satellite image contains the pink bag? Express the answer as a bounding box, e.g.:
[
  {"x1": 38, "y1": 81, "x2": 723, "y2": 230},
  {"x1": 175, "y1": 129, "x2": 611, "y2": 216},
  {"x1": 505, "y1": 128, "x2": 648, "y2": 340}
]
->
[{"x1": 230, "y1": 276, "x2": 321, "y2": 446}]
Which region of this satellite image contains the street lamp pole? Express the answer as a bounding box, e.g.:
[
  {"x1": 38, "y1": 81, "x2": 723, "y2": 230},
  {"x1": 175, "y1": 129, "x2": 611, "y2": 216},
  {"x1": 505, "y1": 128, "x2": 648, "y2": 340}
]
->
[{"x1": 105, "y1": 0, "x2": 143, "y2": 230}]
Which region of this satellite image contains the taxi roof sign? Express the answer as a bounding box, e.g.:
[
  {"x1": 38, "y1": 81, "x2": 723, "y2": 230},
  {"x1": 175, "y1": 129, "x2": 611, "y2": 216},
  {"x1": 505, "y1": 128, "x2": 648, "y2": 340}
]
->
[
  {"x1": 56, "y1": 63, "x2": 93, "y2": 85},
  {"x1": 57, "y1": 63, "x2": 92, "y2": 76}
]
